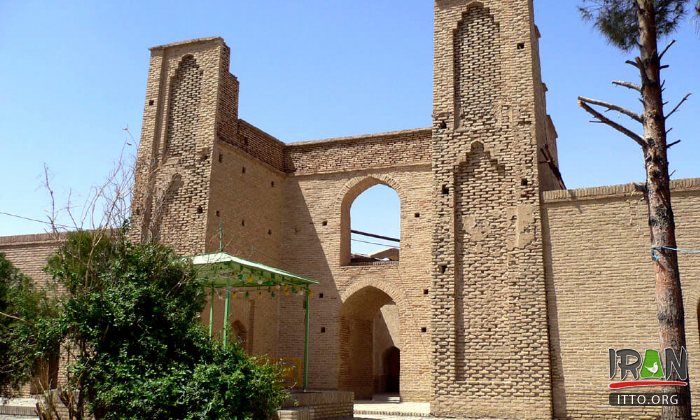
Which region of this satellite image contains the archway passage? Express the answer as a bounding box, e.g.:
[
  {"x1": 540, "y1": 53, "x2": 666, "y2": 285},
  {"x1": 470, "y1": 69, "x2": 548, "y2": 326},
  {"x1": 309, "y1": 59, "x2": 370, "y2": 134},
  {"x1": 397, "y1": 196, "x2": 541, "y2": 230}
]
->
[{"x1": 338, "y1": 286, "x2": 400, "y2": 399}]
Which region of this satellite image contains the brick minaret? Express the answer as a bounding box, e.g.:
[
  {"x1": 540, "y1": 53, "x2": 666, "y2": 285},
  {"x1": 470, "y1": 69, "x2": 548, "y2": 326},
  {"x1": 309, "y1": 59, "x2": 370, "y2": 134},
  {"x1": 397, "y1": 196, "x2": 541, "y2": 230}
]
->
[
  {"x1": 130, "y1": 37, "x2": 239, "y2": 256},
  {"x1": 430, "y1": 1, "x2": 557, "y2": 417}
]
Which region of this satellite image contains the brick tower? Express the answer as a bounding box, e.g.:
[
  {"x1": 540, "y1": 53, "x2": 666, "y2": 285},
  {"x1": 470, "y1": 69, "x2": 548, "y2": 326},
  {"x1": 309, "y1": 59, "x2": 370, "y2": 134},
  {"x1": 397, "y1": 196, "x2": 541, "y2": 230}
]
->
[
  {"x1": 130, "y1": 38, "x2": 239, "y2": 256},
  {"x1": 431, "y1": 0, "x2": 559, "y2": 417}
]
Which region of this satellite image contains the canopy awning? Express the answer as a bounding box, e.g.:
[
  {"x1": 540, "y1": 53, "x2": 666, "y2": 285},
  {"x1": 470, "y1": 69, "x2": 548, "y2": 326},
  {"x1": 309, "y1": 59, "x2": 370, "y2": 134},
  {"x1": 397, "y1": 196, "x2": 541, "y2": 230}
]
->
[
  {"x1": 189, "y1": 251, "x2": 316, "y2": 390},
  {"x1": 191, "y1": 252, "x2": 318, "y2": 288}
]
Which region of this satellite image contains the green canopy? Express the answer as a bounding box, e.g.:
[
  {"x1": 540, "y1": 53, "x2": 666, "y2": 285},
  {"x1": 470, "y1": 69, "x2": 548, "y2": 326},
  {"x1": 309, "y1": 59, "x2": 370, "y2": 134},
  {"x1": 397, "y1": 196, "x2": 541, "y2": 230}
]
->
[
  {"x1": 189, "y1": 251, "x2": 316, "y2": 390},
  {"x1": 191, "y1": 252, "x2": 318, "y2": 288}
]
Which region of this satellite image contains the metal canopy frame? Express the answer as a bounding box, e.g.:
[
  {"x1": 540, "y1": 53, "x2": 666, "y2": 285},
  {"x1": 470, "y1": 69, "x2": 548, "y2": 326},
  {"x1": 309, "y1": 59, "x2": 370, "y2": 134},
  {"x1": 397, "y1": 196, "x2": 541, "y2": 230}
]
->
[{"x1": 191, "y1": 252, "x2": 318, "y2": 389}]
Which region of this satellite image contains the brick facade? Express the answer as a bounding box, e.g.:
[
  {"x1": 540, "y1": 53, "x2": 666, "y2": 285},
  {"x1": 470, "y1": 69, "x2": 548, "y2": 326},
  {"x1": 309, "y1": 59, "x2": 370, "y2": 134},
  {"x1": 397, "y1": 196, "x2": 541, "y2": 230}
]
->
[{"x1": 2, "y1": 2, "x2": 700, "y2": 419}]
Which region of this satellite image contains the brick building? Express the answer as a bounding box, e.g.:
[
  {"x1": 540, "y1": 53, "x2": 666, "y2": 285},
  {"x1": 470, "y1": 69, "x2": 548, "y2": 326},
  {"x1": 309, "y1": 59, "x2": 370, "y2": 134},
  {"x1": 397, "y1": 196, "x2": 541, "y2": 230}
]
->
[{"x1": 2, "y1": 1, "x2": 700, "y2": 418}]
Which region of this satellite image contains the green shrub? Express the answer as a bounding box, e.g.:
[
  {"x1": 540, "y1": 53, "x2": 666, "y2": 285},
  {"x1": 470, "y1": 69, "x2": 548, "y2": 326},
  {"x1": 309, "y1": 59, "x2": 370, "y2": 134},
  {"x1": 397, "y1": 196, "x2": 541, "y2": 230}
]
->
[
  {"x1": 0, "y1": 253, "x2": 55, "y2": 394},
  {"x1": 29, "y1": 231, "x2": 288, "y2": 419}
]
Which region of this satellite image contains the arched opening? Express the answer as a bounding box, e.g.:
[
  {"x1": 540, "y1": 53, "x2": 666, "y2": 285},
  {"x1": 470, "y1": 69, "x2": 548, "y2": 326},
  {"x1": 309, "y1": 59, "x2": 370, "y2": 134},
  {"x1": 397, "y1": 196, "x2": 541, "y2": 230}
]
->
[
  {"x1": 341, "y1": 179, "x2": 401, "y2": 265},
  {"x1": 338, "y1": 286, "x2": 400, "y2": 400}
]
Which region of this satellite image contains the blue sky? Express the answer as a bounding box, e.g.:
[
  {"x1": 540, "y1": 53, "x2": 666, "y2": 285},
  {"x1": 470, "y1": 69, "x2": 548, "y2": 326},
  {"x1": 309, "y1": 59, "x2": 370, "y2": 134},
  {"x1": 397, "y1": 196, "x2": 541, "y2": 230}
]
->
[{"x1": 1, "y1": 1, "x2": 699, "y2": 247}]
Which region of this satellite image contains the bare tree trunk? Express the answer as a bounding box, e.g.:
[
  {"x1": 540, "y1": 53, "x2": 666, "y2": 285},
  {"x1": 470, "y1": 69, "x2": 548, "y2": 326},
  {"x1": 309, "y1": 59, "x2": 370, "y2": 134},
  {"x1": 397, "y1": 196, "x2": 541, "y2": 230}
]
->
[{"x1": 637, "y1": 1, "x2": 691, "y2": 418}]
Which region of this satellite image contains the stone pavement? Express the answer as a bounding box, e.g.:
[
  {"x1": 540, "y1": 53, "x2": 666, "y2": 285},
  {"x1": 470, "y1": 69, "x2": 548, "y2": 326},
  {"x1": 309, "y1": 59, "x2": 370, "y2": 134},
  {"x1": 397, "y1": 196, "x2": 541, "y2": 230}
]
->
[{"x1": 354, "y1": 399, "x2": 430, "y2": 417}]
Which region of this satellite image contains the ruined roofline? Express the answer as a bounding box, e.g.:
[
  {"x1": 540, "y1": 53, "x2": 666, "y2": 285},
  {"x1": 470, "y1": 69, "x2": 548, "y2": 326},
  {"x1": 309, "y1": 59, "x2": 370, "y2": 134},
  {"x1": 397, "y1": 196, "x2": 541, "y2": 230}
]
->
[
  {"x1": 543, "y1": 177, "x2": 700, "y2": 203},
  {"x1": 285, "y1": 127, "x2": 432, "y2": 148},
  {"x1": 149, "y1": 36, "x2": 225, "y2": 52}
]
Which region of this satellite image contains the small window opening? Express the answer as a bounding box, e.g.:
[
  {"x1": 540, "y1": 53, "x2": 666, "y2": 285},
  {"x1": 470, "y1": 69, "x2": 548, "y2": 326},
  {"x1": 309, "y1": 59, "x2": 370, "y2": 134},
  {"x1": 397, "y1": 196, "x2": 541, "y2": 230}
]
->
[
  {"x1": 321, "y1": 327, "x2": 326, "y2": 333},
  {"x1": 216, "y1": 210, "x2": 220, "y2": 217},
  {"x1": 421, "y1": 327, "x2": 427, "y2": 333},
  {"x1": 218, "y1": 153, "x2": 223, "y2": 163},
  {"x1": 319, "y1": 293, "x2": 324, "y2": 299},
  {"x1": 414, "y1": 212, "x2": 420, "y2": 218},
  {"x1": 423, "y1": 289, "x2": 429, "y2": 295},
  {"x1": 241, "y1": 220, "x2": 245, "y2": 226},
  {"x1": 439, "y1": 264, "x2": 447, "y2": 274},
  {"x1": 271, "y1": 181, "x2": 275, "y2": 187},
  {"x1": 196, "y1": 205, "x2": 203, "y2": 214},
  {"x1": 521, "y1": 178, "x2": 529, "y2": 186},
  {"x1": 517, "y1": 42, "x2": 525, "y2": 49},
  {"x1": 441, "y1": 185, "x2": 449, "y2": 195},
  {"x1": 322, "y1": 220, "x2": 328, "y2": 226},
  {"x1": 148, "y1": 99, "x2": 154, "y2": 106}
]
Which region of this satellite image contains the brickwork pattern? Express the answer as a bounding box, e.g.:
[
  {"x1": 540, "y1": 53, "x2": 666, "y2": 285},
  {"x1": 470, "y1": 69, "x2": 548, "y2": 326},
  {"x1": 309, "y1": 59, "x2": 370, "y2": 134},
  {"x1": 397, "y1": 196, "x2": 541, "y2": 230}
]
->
[
  {"x1": 279, "y1": 169, "x2": 434, "y2": 401},
  {"x1": 284, "y1": 129, "x2": 431, "y2": 175},
  {"x1": 431, "y1": 1, "x2": 553, "y2": 417},
  {"x1": 543, "y1": 179, "x2": 700, "y2": 419},
  {"x1": 130, "y1": 38, "x2": 228, "y2": 256},
  {"x1": 453, "y1": 6, "x2": 500, "y2": 129}
]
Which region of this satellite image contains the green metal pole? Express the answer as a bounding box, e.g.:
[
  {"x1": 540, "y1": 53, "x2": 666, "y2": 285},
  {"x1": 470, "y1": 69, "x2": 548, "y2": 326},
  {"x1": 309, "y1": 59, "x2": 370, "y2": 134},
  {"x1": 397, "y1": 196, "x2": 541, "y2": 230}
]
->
[
  {"x1": 223, "y1": 278, "x2": 231, "y2": 349},
  {"x1": 303, "y1": 287, "x2": 310, "y2": 390},
  {"x1": 208, "y1": 285, "x2": 215, "y2": 338}
]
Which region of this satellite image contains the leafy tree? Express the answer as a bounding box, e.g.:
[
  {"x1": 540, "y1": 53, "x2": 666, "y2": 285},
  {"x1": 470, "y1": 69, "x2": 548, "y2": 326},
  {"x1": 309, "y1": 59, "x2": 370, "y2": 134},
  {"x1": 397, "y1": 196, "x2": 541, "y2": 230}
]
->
[
  {"x1": 0, "y1": 253, "x2": 55, "y2": 394},
  {"x1": 32, "y1": 231, "x2": 287, "y2": 419},
  {"x1": 578, "y1": 1, "x2": 697, "y2": 418}
]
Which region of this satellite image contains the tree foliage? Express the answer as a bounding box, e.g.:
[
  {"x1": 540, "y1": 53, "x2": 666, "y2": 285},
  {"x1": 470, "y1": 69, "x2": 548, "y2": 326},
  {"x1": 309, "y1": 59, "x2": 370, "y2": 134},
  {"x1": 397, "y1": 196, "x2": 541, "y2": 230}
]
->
[
  {"x1": 28, "y1": 231, "x2": 287, "y2": 419},
  {"x1": 0, "y1": 253, "x2": 55, "y2": 394},
  {"x1": 579, "y1": 0, "x2": 698, "y2": 50}
]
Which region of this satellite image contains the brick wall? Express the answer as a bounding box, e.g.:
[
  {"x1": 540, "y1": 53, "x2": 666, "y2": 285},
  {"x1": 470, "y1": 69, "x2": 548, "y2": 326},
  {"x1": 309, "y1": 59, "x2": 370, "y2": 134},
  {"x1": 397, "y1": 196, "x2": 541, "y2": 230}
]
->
[
  {"x1": 279, "y1": 166, "x2": 434, "y2": 401},
  {"x1": 543, "y1": 178, "x2": 700, "y2": 419},
  {"x1": 284, "y1": 129, "x2": 430, "y2": 175},
  {"x1": 130, "y1": 37, "x2": 229, "y2": 256}
]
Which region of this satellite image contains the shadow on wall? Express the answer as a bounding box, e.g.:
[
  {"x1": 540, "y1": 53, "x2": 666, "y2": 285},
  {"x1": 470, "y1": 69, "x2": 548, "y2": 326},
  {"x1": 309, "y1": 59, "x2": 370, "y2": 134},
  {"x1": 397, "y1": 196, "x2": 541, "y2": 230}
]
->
[
  {"x1": 278, "y1": 181, "x2": 338, "y2": 389},
  {"x1": 541, "y1": 208, "x2": 567, "y2": 418}
]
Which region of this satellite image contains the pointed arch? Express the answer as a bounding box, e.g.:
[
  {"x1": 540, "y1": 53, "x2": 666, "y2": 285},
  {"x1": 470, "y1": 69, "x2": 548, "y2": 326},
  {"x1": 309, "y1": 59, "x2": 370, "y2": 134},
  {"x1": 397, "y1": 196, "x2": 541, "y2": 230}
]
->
[
  {"x1": 338, "y1": 175, "x2": 405, "y2": 265},
  {"x1": 163, "y1": 54, "x2": 203, "y2": 160},
  {"x1": 338, "y1": 281, "x2": 406, "y2": 399},
  {"x1": 453, "y1": 3, "x2": 501, "y2": 128}
]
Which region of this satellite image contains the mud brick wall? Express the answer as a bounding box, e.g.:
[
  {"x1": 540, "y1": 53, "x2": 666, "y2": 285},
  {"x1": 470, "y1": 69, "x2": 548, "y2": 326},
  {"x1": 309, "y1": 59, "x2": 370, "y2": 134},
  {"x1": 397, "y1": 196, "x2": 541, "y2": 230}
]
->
[{"x1": 543, "y1": 178, "x2": 700, "y2": 419}]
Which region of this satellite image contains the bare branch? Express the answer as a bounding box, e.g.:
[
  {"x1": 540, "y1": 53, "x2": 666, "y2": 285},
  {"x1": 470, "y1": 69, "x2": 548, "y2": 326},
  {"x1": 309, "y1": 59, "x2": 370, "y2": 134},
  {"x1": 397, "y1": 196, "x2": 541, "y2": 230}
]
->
[
  {"x1": 658, "y1": 39, "x2": 676, "y2": 61},
  {"x1": 578, "y1": 98, "x2": 646, "y2": 148},
  {"x1": 665, "y1": 93, "x2": 691, "y2": 120},
  {"x1": 666, "y1": 127, "x2": 673, "y2": 135},
  {"x1": 0, "y1": 311, "x2": 26, "y2": 322},
  {"x1": 626, "y1": 59, "x2": 640, "y2": 69},
  {"x1": 667, "y1": 140, "x2": 682, "y2": 149},
  {"x1": 659, "y1": 64, "x2": 670, "y2": 70},
  {"x1": 578, "y1": 96, "x2": 644, "y2": 123},
  {"x1": 612, "y1": 80, "x2": 641, "y2": 92}
]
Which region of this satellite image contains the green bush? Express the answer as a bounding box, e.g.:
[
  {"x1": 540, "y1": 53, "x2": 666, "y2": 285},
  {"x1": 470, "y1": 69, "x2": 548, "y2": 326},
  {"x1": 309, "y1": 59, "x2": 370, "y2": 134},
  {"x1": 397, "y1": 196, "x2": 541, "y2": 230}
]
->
[
  {"x1": 0, "y1": 253, "x2": 55, "y2": 394},
  {"x1": 31, "y1": 231, "x2": 288, "y2": 419}
]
